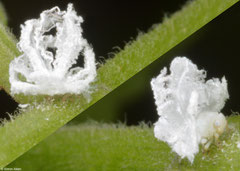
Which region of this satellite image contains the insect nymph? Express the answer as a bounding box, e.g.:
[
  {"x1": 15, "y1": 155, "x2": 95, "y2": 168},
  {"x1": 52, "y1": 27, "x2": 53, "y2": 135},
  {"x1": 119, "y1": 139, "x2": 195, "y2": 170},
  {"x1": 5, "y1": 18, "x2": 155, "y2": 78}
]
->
[
  {"x1": 151, "y1": 57, "x2": 229, "y2": 163},
  {"x1": 9, "y1": 4, "x2": 96, "y2": 96}
]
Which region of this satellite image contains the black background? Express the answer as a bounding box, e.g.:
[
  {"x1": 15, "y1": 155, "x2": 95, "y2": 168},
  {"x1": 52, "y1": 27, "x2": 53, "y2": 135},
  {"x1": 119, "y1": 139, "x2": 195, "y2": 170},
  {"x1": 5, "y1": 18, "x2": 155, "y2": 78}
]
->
[
  {"x1": 1, "y1": 0, "x2": 240, "y2": 125},
  {"x1": 3, "y1": 0, "x2": 187, "y2": 61}
]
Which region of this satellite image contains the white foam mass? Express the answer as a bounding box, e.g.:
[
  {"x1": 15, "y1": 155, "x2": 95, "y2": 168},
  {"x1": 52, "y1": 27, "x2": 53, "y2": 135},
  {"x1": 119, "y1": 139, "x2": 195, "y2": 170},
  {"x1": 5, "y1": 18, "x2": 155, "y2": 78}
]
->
[
  {"x1": 9, "y1": 4, "x2": 96, "y2": 96},
  {"x1": 151, "y1": 57, "x2": 229, "y2": 163}
]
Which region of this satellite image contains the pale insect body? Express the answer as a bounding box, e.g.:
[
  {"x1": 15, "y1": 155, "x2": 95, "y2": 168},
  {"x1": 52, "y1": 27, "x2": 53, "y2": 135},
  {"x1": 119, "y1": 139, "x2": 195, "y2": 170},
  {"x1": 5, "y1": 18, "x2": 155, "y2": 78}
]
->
[
  {"x1": 197, "y1": 112, "x2": 227, "y2": 150},
  {"x1": 151, "y1": 57, "x2": 229, "y2": 163},
  {"x1": 188, "y1": 89, "x2": 228, "y2": 150}
]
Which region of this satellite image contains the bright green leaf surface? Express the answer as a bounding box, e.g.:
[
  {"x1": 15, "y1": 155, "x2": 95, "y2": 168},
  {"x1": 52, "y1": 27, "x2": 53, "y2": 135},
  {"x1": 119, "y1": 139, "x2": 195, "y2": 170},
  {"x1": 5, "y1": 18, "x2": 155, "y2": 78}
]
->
[{"x1": 8, "y1": 116, "x2": 240, "y2": 170}]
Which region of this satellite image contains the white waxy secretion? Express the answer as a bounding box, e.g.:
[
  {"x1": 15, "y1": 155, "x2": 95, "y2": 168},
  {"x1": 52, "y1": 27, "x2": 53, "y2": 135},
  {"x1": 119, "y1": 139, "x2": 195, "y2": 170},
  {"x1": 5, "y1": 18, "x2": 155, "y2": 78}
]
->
[
  {"x1": 9, "y1": 4, "x2": 96, "y2": 96},
  {"x1": 151, "y1": 57, "x2": 229, "y2": 163}
]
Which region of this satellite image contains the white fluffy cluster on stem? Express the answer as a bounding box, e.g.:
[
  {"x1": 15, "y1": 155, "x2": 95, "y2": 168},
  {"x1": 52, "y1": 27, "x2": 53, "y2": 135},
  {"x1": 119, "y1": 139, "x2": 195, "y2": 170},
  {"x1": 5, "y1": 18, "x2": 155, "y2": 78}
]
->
[
  {"x1": 9, "y1": 4, "x2": 96, "y2": 96},
  {"x1": 151, "y1": 57, "x2": 229, "y2": 163}
]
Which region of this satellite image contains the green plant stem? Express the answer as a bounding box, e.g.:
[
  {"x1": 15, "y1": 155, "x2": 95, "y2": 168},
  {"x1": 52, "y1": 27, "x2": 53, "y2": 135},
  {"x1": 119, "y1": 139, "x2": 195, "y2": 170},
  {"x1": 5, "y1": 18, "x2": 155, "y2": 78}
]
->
[
  {"x1": 7, "y1": 116, "x2": 240, "y2": 171},
  {"x1": 0, "y1": 22, "x2": 19, "y2": 92},
  {"x1": 0, "y1": 2, "x2": 8, "y2": 25},
  {"x1": 0, "y1": 0, "x2": 238, "y2": 167}
]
